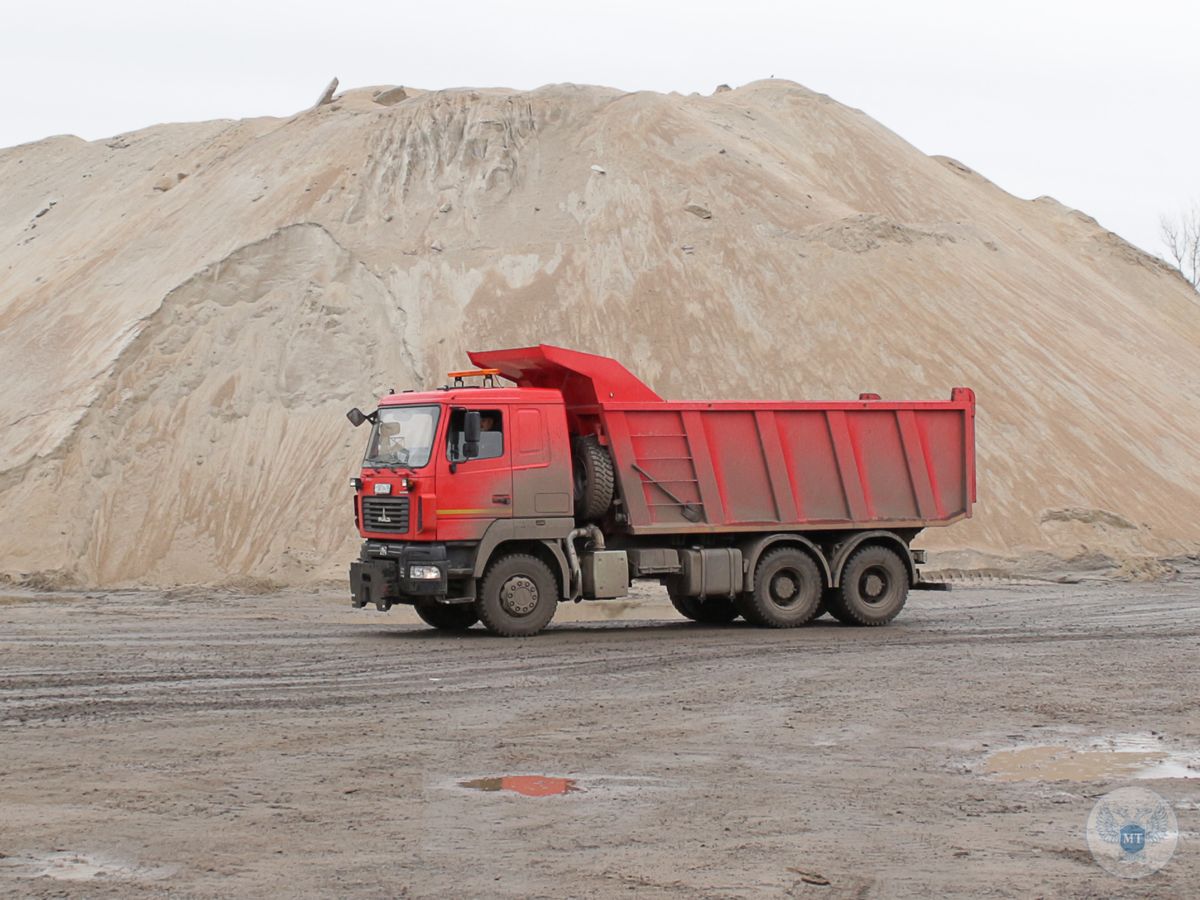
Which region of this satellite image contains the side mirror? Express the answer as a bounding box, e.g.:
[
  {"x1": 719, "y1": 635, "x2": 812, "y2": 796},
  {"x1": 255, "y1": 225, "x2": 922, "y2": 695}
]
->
[
  {"x1": 347, "y1": 407, "x2": 367, "y2": 427},
  {"x1": 463, "y1": 410, "x2": 481, "y2": 459}
]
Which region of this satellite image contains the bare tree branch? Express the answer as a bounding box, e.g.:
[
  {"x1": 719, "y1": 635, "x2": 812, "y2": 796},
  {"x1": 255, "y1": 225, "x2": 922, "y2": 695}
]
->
[
  {"x1": 1160, "y1": 216, "x2": 1183, "y2": 266},
  {"x1": 1160, "y1": 203, "x2": 1200, "y2": 289}
]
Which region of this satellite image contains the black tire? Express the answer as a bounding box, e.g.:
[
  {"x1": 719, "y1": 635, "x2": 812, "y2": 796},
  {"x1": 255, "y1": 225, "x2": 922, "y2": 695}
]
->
[
  {"x1": 475, "y1": 553, "x2": 559, "y2": 637},
  {"x1": 414, "y1": 603, "x2": 478, "y2": 632},
  {"x1": 667, "y1": 586, "x2": 739, "y2": 623},
  {"x1": 821, "y1": 588, "x2": 856, "y2": 624},
  {"x1": 829, "y1": 545, "x2": 909, "y2": 626},
  {"x1": 736, "y1": 547, "x2": 822, "y2": 628},
  {"x1": 572, "y1": 435, "x2": 615, "y2": 521}
]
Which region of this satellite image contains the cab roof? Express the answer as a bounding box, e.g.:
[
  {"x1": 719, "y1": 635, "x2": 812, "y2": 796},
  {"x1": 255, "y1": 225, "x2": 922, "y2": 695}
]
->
[{"x1": 378, "y1": 386, "x2": 564, "y2": 407}]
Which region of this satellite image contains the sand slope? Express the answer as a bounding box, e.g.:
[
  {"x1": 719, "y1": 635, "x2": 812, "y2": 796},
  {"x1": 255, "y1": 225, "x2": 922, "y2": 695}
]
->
[{"x1": 1, "y1": 81, "x2": 1197, "y2": 587}]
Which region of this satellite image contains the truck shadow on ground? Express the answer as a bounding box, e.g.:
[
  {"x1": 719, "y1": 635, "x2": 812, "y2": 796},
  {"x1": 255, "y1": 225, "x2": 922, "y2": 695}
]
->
[{"x1": 358, "y1": 619, "x2": 854, "y2": 641}]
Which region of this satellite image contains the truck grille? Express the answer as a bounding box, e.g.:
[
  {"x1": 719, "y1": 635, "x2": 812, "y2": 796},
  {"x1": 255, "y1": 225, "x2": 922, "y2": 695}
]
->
[{"x1": 362, "y1": 496, "x2": 410, "y2": 533}]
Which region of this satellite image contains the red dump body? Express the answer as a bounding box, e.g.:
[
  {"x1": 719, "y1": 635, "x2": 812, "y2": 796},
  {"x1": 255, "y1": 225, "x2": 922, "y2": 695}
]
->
[{"x1": 469, "y1": 346, "x2": 976, "y2": 536}]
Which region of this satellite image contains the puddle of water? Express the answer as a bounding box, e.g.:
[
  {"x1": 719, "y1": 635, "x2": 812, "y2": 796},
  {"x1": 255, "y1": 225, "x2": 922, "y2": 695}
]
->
[
  {"x1": 459, "y1": 775, "x2": 582, "y2": 797},
  {"x1": 983, "y1": 735, "x2": 1200, "y2": 782},
  {"x1": 33, "y1": 854, "x2": 118, "y2": 881}
]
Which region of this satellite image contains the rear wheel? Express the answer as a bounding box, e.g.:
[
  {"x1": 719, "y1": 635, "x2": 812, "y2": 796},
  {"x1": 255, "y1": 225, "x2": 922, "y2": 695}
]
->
[
  {"x1": 667, "y1": 586, "x2": 739, "y2": 623},
  {"x1": 475, "y1": 554, "x2": 559, "y2": 637},
  {"x1": 736, "y1": 548, "x2": 822, "y2": 628},
  {"x1": 829, "y1": 545, "x2": 909, "y2": 626},
  {"x1": 415, "y1": 603, "x2": 478, "y2": 632},
  {"x1": 821, "y1": 588, "x2": 855, "y2": 624}
]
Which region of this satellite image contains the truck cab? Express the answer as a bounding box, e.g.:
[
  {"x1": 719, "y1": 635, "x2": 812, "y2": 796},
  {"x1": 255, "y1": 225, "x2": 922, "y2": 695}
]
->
[{"x1": 349, "y1": 381, "x2": 579, "y2": 630}]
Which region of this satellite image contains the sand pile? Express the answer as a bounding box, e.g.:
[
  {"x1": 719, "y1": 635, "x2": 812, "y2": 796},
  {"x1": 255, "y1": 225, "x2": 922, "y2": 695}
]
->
[{"x1": 1, "y1": 80, "x2": 1197, "y2": 588}]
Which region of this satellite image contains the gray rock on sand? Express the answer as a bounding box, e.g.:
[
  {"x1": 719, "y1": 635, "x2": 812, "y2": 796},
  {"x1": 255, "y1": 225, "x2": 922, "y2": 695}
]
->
[
  {"x1": 684, "y1": 202, "x2": 712, "y2": 219},
  {"x1": 314, "y1": 77, "x2": 339, "y2": 108},
  {"x1": 373, "y1": 87, "x2": 408, "y2": 107}
]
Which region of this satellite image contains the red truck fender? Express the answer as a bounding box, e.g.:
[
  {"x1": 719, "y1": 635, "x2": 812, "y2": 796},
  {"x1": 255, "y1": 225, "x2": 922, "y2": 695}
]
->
[{"x1": 469, "y1": 518, "x2": 575, "y2": 598}]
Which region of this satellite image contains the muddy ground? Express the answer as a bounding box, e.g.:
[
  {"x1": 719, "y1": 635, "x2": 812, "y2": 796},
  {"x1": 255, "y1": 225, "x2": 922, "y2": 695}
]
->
[{"x1": 1, "y1": 574, "x2": 1198, "y2": 898}]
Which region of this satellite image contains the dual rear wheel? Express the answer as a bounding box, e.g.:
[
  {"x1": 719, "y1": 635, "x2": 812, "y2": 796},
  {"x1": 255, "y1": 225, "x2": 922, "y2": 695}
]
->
[
  {"x1": 736, "y1": 547, "x2": 823, "y2": 627},
  {"x1": 671, "y1": 544, "x2": 909, "y2": 629},
  {"x1": 825, "y1": 545, "x2": 909, "y2": 626},
  {"x1": 668, "y1": 548, "x2": 824, "y2": 628}
]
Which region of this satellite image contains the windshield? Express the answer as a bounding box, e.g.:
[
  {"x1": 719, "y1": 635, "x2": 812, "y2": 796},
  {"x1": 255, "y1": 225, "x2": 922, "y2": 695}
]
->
[{"x1": 363, "y1": 405, "x2": 440, "y2": 469}]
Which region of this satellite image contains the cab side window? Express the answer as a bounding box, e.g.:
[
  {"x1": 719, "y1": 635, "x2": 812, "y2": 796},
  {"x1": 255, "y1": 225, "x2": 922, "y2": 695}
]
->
[{"x1": 448, "y1": 409, "x2": 505, "y2": 461}]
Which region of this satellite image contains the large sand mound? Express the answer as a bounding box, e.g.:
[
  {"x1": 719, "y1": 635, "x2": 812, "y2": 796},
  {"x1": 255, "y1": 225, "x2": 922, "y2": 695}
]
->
[{"x1": 1, "y1": 81, "x2": 1197, "y2": 587}]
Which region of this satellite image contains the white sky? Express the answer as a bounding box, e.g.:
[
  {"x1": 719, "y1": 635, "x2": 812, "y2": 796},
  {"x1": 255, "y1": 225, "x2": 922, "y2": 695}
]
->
[{"x1": 3, "y1": 0, "x2": 1197, "y2": 257}]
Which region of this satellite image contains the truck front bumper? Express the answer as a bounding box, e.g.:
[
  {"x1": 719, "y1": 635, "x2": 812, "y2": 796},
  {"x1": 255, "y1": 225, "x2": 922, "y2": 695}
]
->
[{"x1": 349, "y1": 542, "x2": 450, "y2": 610}]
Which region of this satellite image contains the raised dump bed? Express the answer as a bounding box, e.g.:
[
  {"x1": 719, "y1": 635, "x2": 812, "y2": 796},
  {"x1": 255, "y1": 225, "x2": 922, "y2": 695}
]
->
[{"x1": 469, "y1": 345, "x2": 976, "y2": 535}]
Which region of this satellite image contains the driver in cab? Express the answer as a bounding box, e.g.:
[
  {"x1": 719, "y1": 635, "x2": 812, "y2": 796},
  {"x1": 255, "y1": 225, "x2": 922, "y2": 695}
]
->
[
  {"x1": 377, "y1": 420, "x2": 406, "y2": 456},
  {"x1": 372, "y1": 413, "x2": 432, "y2": 465}
]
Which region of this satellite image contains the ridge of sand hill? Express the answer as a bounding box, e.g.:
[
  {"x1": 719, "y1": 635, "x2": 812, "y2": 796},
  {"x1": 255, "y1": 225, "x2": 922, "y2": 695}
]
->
[{"x1": 0, "y1": 80, "x2": 1198, "y2": 588}]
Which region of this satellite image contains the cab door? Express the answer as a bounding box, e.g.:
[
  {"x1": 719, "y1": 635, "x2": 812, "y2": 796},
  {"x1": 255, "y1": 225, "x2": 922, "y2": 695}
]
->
[
  {"x1": 511, "y1": 403, "x2": 572, "y2": 518},
  {"x1": 435, "y1": 405, "x2": 513, "y2": 542}
]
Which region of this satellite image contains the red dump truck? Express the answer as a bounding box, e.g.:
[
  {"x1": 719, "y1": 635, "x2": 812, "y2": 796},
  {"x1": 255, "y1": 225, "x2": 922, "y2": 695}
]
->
[{"x1": 346, "y1": 345, "x2": 976, "y2": 636}]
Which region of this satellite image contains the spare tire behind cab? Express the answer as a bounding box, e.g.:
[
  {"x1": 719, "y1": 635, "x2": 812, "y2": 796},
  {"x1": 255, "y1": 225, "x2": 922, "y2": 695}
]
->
[{"x1": 572, "y1": 435, "x2": 615, "y2": 521}]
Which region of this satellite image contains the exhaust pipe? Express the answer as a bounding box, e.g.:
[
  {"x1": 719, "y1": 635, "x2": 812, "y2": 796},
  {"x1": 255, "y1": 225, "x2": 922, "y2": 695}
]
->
[{"x1": 564, "y1": 525, "x2": 605, "y2": 601}]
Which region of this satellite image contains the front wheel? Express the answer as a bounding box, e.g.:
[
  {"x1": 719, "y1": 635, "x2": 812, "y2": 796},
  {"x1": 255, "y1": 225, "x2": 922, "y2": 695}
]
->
[
  {"x1": 828, "y1": 545, "x2": 909, "y2": 626},
  {"x1": 475, "y1": 554, "x2": 559, "y2": 637},
  {"x1": 415, "y1": 603, "x2": 478, "y2": 632}
]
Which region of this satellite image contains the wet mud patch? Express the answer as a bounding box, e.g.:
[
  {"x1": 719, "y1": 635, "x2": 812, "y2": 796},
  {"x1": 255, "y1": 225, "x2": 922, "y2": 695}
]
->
[
  {"x1": 981, "y1": 734, "x2": 1200, "y2": 782},
  {"x1": 0, "y1": 850, "x2": 172, "y2": 882}
]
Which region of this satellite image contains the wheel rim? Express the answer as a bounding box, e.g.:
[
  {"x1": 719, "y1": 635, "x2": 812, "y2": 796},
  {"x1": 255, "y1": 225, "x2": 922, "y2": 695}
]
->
[
  {"x1": 858, "y1": 566, "x2": 891, "y2": 605},
  {"x1": 768, "y1": 568, "x2": 805, "y2": 609},
  {"x1": 500, "y1": 575, "x2": 539, "y2": 616}
]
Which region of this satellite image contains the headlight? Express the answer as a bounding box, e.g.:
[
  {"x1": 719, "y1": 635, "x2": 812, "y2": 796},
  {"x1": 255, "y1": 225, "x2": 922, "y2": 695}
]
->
[{"x1": 409, "y1": 565, "x2": 441, "y2": 580}]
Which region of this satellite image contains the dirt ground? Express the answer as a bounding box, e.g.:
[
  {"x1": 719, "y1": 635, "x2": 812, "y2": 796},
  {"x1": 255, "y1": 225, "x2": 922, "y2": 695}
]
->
[{"x1": 1, "y1": 574, "x2": 1198, "y2": 898}]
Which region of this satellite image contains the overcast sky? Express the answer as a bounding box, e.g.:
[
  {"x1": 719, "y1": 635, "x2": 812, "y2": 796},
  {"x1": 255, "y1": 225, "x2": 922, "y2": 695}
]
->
[{"x1": 3, "y1": 0, "x2": 1197, "y2": 257}]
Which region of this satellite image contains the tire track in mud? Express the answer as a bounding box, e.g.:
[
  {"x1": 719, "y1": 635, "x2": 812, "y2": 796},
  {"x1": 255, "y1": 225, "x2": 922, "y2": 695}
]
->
[{"x1": 4, "y1": 610, "x2": 1200, "y2": 723}]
